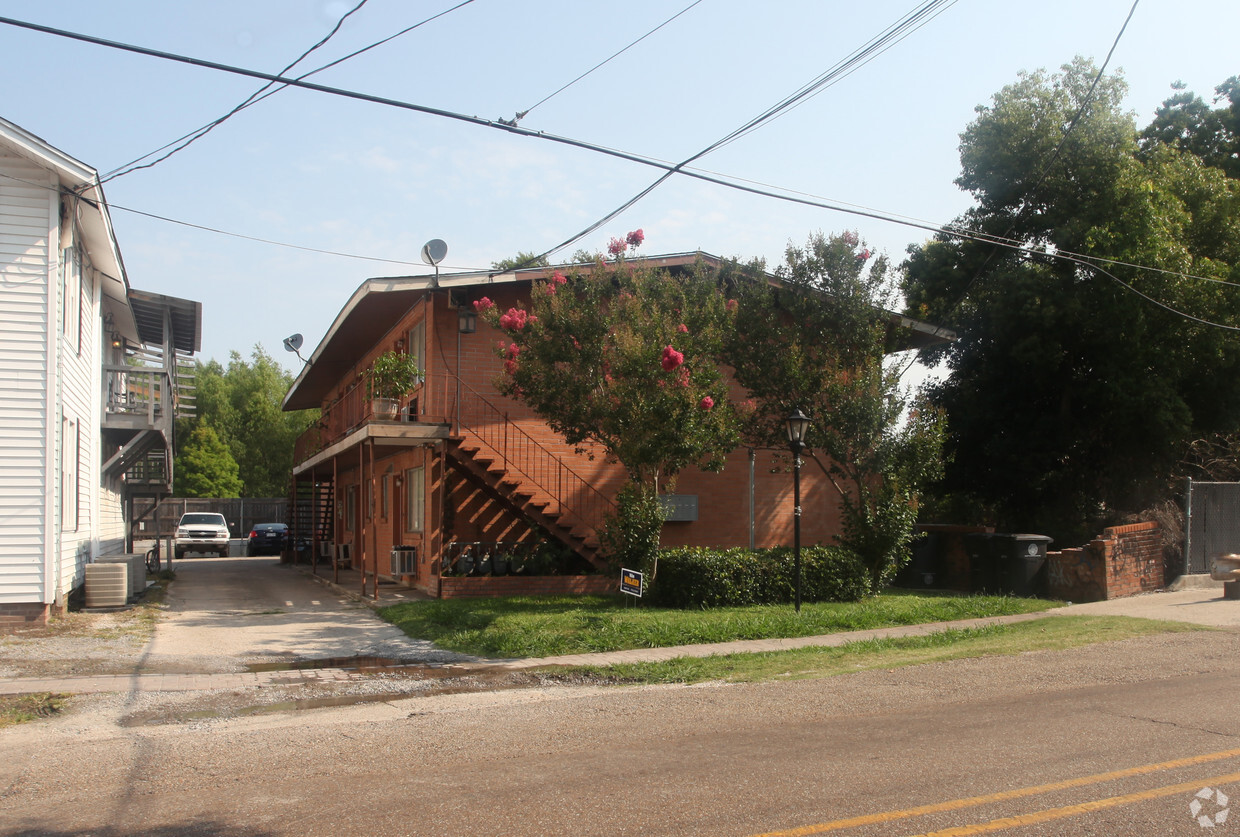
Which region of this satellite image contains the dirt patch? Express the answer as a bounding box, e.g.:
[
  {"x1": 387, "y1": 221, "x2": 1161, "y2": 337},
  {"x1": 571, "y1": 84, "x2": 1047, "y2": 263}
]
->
[
  {"x1": 0, "y1": 587, "x2": 167, "y2": 679},
  {"x1": 114, "y1": 668, "x2": 611, "y2": 727}
]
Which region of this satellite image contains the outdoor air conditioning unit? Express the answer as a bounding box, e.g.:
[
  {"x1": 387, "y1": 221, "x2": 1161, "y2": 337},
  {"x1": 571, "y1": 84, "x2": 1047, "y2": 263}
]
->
[
  {"x1": 84, "y1": 563, "x2": 129, "y2": 608},
  {"x1": 97, "y1": 554, "x2": 144, "y2": 598},
  {"x1": 391, "y1": 547, "x2": 417, "y2": 576},
  {"x1": 336, "y1": 543, "x2": 352, "y2": 567}
]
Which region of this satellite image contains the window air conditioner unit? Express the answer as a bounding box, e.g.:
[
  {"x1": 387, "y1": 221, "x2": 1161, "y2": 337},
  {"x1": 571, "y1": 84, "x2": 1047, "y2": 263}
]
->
[{"x1": 391, "y1": 547, "x2": 417, "y2": 576}]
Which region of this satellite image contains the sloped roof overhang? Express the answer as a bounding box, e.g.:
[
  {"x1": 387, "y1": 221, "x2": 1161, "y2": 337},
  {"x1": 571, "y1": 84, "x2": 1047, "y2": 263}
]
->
[{"x1": 282, "y1": 251, "x2": 954, "y2": 411}]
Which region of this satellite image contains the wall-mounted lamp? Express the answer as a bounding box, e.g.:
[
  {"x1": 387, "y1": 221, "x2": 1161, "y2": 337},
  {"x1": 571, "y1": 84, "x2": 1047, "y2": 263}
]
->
[
  {"x1": 110, "y1": 333, "x2": 122, "y2": 349},
  {"x1": 458, "y1": 308, "x2": 477, "y2": 334}
]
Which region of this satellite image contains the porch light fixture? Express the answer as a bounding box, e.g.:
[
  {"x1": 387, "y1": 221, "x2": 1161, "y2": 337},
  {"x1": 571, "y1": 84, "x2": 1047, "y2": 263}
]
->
[
  {"x1": 458, "y1": 308, "x2": 477, "y2": 334},
  {"x1": 785, "y1": 407, "x2": 811, "y2": 613}
]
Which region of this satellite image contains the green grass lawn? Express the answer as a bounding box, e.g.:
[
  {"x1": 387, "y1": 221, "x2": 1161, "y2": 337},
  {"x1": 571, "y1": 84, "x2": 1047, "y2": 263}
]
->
[
  {"x1": 555, "y1": 616, "x2": 1204, "y2": 685},
  {"x1": 378, "y1": 590, "x2": 1063, "y2": 658}
]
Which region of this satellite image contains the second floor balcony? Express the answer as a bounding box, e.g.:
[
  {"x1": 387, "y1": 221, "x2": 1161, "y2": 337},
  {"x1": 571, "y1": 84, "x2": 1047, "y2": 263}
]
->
[{"x1": 102, "y1": 365, "x2": 175, "y2": 435}]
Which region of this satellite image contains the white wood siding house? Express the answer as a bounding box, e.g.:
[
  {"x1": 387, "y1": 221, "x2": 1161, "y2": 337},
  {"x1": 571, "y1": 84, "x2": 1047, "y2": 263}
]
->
[{"x1": 0, "y1": 117, "x2": 200, "y2": 624}]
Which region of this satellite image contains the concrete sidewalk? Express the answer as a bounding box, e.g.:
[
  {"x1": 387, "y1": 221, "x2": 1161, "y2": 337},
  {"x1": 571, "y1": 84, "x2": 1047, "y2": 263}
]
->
[{"x1": 2, "y1": 581, "x2": 1236, "y2": 697}]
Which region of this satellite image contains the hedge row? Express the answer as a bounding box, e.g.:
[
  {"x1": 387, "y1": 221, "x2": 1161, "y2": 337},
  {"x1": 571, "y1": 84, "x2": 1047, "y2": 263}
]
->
[{"x1": 646, "y1": 545, "x2": 869, "y2": 608}]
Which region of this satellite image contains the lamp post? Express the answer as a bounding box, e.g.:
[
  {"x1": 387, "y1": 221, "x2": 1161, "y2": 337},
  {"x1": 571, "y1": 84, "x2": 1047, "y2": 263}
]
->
[{"x1": 785, "y1": 407, "x2": 811, "y2": 613}]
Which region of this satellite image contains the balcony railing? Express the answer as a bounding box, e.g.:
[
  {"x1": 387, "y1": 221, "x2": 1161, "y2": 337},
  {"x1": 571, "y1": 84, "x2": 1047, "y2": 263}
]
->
[
  {"x1": 292, "y1": 372, "x2": 615, "y2": 537},
  {"x1": 103, "y1": 366, "x2": 172, "y2": 427}
]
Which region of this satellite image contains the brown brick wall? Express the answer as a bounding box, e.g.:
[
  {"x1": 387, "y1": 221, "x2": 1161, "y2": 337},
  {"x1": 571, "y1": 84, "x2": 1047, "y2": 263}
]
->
[
  {"x1": 1047, "y1": 521, "x2": 1163, "y2": 602},
  {"x1": 438, "y1": 575, "x2": 614, "y2": 599},
  {"x1": 0, "y1": 602, "x2": 51, "y2": 627},
  {"x1": 311, "y1": 281, "x2": 874, "y2": 600}
]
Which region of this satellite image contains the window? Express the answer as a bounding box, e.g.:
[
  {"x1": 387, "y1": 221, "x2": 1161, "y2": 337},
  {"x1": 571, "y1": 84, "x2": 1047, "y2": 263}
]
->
[
  {"x1": 404, "y1": 467, "x2": 424, "y2": 532},
  {"x1": 60, "y1": 416, "x2": 79, "y2": 532},
  {"x1": 381, "y1": 474, "x2": 391, "y2": 520},
  {"x1": 61, "y1": 246, "x2": 81, "y2": 352},
  {"x1": 407, "y1": 321, "x2": 426, "y2": 384}
]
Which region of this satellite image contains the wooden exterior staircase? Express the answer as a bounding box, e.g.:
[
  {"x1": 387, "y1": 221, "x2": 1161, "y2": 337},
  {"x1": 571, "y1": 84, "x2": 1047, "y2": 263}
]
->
[{"x1": 437, "y1": 377, "x2": 615, "y2": 570}]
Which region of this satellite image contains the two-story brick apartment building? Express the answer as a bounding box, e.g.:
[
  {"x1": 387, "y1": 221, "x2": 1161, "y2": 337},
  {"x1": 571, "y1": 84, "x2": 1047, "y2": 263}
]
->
[{"x1": 282, "y1": 254, "x2": 950, "y2": 599}]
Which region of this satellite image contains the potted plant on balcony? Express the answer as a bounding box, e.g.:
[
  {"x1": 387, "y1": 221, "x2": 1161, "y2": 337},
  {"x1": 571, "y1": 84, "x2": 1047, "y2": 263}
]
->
[{"x1": 366, "y1": 350, "x2": 421, "y2": 420}]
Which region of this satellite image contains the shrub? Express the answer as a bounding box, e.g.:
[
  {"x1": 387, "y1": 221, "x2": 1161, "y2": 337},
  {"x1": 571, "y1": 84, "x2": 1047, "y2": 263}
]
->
[{"x1": 646, "y1": 545, "x2": 868, "y2": 608}]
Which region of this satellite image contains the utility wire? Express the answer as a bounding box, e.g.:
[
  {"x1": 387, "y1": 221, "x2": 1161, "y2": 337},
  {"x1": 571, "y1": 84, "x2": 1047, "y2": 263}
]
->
[
  {"x1": 4, "y1": 7, "x2": 1233, "y2": 331},
  {"x1": 102, "y1": 0, "x2": 476, "y2": 182},
  {"x1": 501, "y1": 0, "x2": 704, "y2": 125},
  {"x1": 939, "y1": 0, "x2": 1141, "y2": 316},
  {"x1": 709, "y1": 0, "x2": 957, "y2": 155},
  {"x1": 103, "y1": 0, "x2": 371, "y2": 181},
  {"x1": 523, "y1": 0, "x2": 958, "y2": 264}
]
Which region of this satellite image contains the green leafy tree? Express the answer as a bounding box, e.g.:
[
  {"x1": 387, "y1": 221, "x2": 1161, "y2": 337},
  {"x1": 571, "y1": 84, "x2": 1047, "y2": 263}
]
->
[
  {"x1": 491, "y1": 251, "x2": 551, "y2": 271},
  {"x1": 174, "y1": 423, "x2": 244, "y2": 498},
  {"x1": 727, "y1": 231, "x2": 945, "y2": 592},
  {"x1": 1141, "y1": 77, "x2": 1240, "y2": 178},
  {"x1": 478, "y1": 232, "x2": 740, "y2": 571},
  {"x1": 179, "y1": 346, "x2": 317, "y2": 497},
  {"x1": 902, "y1": 61, "x2": 1240, "y2": 542}
]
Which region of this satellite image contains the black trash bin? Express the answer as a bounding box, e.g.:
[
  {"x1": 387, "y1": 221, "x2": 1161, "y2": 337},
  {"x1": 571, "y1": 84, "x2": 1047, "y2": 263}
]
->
[
  {"x1": 964, "y1": 533, "x2": 1000, "y2": 594},
  {"x1": 984, "y1": 534, "x2": 1053, "y2": 597},
  {"x1": 895, "y1": 533, "x2": 942, "y2": 588}
]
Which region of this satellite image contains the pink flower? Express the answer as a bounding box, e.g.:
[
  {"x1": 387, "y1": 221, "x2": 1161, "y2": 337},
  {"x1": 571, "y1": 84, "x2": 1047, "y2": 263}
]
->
[
  {"x1": 677, "y1": 323, "x2": 689, "y2": 333},
  {"x1": 626, "y1": 229, "x2": 644, "y2": 248},
  {"x1": 604, "y1": 372, "x2": 614, "y2": 385},
  {"x1": 699, "y1": 395, "x2": 714, "y2": 410},
  {"x1": 552, "y1": 270, "x2": 567, "y2": 285},
  {"x1": 607, "y1": 237, "x2": 626, "y2": 256},
  {"x1": 474, "y1": 296, "x2": 494, "y2": 312},
  {"x1": 571, "y1": 337, "x2": 581, "y2": 350},
  {"x1": 498, "y1": 307, "x2": 528, "y2": 331},
  {"x1": 675, "y1": 367, "x2": 690, "y2": 388},
  {"x1": 506, "y1": 343, "x2": 520, "y2": 359},
  {"x1": 504, "y1": 358, "x2": 518, "y2": 375},
  {"x1": 661, "y1": 345, "x2": 684, "y2": 371},
  {"x1": 841, "y1": 230, "x2": 859, "y2": 247},
  {"x1": 857, "y1": 248, "x2": 871, "y2": 261},
  {"x1": 725, "y1": 298, "x2": 738, "y2": 312}
]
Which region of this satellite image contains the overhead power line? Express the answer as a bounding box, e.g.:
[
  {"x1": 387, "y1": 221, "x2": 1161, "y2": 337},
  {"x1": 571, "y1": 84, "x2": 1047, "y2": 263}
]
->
[
  {"x1": 102, "y1": 0, "x2": 476, "y2": 182},
  {"x1": 502, "y1": 0, "x2": 704, "y2": 125},
  {"x1": 940, "y1": 0, "x2": 1141, "y2": 315},
  {"x1": 524, "y1": 0, "x2": 960, "y2": 264},
  {"x1": 4, "y1": 7, "x2": 1234, "y2": 333}
]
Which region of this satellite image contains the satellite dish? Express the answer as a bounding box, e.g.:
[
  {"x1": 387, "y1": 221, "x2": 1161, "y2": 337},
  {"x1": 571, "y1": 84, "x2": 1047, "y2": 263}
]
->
[
  {"x1": 420, "y1": 239, "x2": 448, "y2": 266},
  {"x1": 283, "y1": 333, "x2": 307, "y2": 365}
]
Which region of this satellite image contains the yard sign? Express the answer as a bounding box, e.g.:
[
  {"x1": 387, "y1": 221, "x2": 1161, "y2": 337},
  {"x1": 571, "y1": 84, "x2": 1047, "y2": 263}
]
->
[{"x1": 620, "y1": 568, "x2": 643, "y2": 597}]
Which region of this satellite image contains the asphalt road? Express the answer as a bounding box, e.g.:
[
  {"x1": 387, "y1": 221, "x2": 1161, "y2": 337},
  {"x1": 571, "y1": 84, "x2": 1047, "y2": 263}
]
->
[{"x1": 2, "y1": 558, "x2": 1239, "y2": 836}]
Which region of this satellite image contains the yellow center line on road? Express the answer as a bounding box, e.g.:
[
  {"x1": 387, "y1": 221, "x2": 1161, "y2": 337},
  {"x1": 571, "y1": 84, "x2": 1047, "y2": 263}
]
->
[
  {"x1": 906, "y1": 770, "x2": 1240, "y2": 837},
  {"x1": 749, "y1": 747, "x2": 1240, "y2": 836}
]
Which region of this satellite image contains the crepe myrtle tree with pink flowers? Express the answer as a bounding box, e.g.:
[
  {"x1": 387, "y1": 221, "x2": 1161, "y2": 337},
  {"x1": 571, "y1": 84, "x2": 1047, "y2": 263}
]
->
[{"x1": 475, "y1": 232, "x2": 738, "y2": 573}]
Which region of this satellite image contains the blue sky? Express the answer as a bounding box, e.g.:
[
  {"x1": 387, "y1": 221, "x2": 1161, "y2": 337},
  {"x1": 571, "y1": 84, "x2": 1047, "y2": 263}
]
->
[{"x1": 2, "y1": 0, "x2": 1236, "y2": 371}]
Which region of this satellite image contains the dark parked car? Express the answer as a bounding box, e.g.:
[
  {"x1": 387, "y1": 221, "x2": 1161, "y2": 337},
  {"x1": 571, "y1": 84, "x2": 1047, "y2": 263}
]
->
[{"x1": 246, "y1": 523, "x2": 289, "y2": 557}]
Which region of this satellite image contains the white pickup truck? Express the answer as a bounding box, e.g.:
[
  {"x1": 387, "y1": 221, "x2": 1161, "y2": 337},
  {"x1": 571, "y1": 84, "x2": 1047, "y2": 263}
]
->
[{"x1": 174, "y1": 512, "x2": 231, "y2": 558}]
